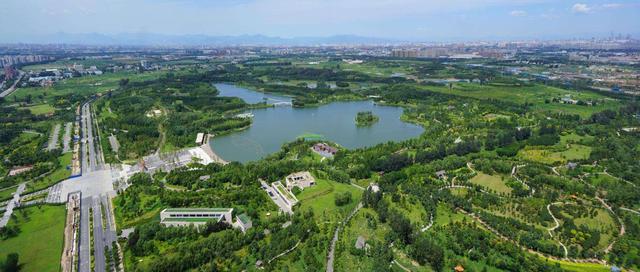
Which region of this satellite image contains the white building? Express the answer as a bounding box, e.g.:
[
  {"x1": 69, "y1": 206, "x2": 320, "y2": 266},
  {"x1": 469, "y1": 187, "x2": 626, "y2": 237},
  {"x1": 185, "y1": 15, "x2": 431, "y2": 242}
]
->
[
  {"x1": 195, "y1": 133, "x2": 205, "y2": 145},
  {"x1": 234, "y1": 213, "x2": 253, "y2": 233},
  {"x1": 285, "y1": 171, "x2": 316, "y2": 191},
  {"x1": 160, "y1": 208, "x2": 233, "y2": 227}
]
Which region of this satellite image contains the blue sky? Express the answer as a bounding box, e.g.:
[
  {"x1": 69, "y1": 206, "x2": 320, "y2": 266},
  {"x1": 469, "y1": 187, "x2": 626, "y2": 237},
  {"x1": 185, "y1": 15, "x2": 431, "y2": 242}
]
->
[{"x1": 1, "y1": 0, "x2": 639, "y2": 41}]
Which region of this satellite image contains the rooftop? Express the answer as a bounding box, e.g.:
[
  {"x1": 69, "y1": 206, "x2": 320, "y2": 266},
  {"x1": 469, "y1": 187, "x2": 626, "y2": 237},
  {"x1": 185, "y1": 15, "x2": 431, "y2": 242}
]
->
[
  {"x1": 162, "y1": 217, "x2": 221, "y2": 223},
  {"x1": 237, "y1": 213, "x2": 252, "y2": 224},
  {"x1": 163, "y1": 208, "x2": 232, "y2": 213}
]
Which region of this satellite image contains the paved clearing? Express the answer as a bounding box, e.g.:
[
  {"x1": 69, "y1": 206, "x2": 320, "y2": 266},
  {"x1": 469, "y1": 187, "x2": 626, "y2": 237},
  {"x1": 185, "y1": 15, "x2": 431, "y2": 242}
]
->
[
  {"x1": 62, "y1": 122, "x2": 73, "y2": 153},
  {"x1": 47, "y1": 123, "x2": 62, "y2": 151}
]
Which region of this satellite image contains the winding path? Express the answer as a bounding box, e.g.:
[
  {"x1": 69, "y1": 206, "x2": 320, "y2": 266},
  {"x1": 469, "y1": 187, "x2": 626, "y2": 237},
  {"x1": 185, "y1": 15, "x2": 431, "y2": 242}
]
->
[
  {"x1": 546, "y1": 202, "x2": 568, "y2": 257},
  {"x1": 621, "y1": 207, "x2": 640, "y2": 216},
  {"x1": 326, "y1": 202, "x2": 363, "y2": 272},
  {"x1": 458, "y1": 208, "x2": 606, "y2": 265},
  {"x1": 269, "y1": 240, "x2": 301, "y2": 264},
  {"x1": 596, "y1": 196, "x2": 625, "y2": 254}
]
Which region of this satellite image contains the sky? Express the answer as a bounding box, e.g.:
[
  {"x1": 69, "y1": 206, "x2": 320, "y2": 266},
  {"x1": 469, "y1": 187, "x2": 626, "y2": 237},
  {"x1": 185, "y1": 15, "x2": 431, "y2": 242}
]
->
[{"x1": 1, "y1": 0, "x2": 639, "y2": 42}]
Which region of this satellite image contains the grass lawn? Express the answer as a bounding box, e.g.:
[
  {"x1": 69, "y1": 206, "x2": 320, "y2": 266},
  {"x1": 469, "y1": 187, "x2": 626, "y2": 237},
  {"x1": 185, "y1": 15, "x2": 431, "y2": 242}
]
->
[
  {"x1": 469, "y1": 172, "x2": 512, "y2": 194},
  {"x1": 0, "y1": 185, "x2": 17, "y2": 201},
  {"x1": 518, "y1": 144, "x2": 591, "y2": 165},
  {"x1": 0, "y1": 205, "x2": 66, "y2": 272},
  {"x1": 26, "y1": 153, "x2": 73, "y2": 193},
  {"x1": 544, "y1": 259, "x2": 610, "y2": 272},
  {"x1": 387, "y1": 194, "x2": 428, "y2": 225},
  {"x1": 434, "y1": 204, "x2": 467, "y2": 227},
  {"x1": 572, "y1": 208, "x2": 617, "y2": 249},
  {"x1": 6, "y1": 71, "x2": 165, "y2": 106},
  {"x1": 297, "y1": 178, "x2": 363, "y2": 223},
  {"x1": 21, "y1": 104, "x2": 56, "y2": 115}
]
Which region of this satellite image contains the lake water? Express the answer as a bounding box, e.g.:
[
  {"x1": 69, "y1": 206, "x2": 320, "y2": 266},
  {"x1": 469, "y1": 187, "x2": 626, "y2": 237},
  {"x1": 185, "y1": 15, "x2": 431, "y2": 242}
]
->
[{"x1": 210, "y1": 83, "x2": 424, "y2": 162}]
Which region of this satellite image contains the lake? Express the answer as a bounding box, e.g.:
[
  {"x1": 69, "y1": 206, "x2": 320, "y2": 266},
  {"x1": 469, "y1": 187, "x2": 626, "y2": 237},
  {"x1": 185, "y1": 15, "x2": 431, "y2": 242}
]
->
[{"x1": 210, "y1": 83, "x2": 424, "y2": 162}]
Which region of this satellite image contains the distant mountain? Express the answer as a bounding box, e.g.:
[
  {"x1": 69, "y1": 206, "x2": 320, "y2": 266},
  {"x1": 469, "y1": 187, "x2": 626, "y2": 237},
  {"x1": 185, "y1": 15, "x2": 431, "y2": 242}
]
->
[{"x1": 24, "y1": 33, "x2": 399, "y2": 46}]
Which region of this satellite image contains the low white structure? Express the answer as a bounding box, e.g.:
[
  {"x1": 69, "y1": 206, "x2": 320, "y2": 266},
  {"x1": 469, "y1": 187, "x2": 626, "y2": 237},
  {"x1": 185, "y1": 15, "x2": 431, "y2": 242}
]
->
[
  {"x1": 285, "y1": 171, "x2": 316, "y2": 191},
  {"x1": 195, "y1": 133, "x2": 205, "y2": 145},
  {"x1": 160, "y1": 208, "x2": 233, "y2": 227},
  {"x1": 234, "y1": 213, "x2": 253, "y2": 233}
]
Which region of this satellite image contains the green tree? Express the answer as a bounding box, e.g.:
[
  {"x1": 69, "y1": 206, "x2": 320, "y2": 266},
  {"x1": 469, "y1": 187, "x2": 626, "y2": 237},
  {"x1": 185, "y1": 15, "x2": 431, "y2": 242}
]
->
[{"x1": 4, "y1": 253, "x2": 20, "y2": 272}]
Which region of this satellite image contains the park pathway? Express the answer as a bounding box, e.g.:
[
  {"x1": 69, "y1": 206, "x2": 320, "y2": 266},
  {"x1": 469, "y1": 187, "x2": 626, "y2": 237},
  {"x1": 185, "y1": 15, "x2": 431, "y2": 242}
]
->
[
  {"x1": 0, "y1": 183, "x2": 25, "y2": 228},
  {"x1": 326, "y1": 202, "x2": 363, "y2": 272},
  {"x1": 546, "y1": 202, "x2": 568, "y2": 257}
]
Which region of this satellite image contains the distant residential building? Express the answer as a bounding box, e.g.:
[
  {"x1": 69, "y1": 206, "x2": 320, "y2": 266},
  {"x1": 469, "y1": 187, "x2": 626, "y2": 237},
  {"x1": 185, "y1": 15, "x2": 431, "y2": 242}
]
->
[
  {"x1": 567, "y1": 162, "x2": 578, "y2": 170},
  {"x1": 3, "y1": 66, "x2": 17, "y2": 79},
  {"x1": 312, "y1": 143, "x2": 338, "y2": 158},
  {"x1": 160, "y1": 208, "x2": 233, "y2": 227},
  {"x1": 285, "y1": 171, "x2": 316, "y2": 191}
]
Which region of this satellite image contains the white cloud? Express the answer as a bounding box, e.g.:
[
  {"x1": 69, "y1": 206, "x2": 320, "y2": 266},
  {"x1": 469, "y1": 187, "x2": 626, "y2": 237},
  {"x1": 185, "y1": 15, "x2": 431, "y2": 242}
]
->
[
  {"x1": 571, "y1": 3, "x2": 592, "y2": 14},
  {"x1": 602, "y1": 3, "x2": 622, "y2": 8},
  {"x1": 510, "y1": 10, "x2": 527, "y2": 16}
]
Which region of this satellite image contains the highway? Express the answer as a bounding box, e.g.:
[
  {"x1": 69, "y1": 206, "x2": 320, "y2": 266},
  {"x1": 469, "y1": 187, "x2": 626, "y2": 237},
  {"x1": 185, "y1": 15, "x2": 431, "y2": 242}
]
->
[
  {"x1": 0, "y1": 71, "x2": 25, "y2": 98},
  {"x1": 79, "y1": 198, "x2": 91, "y2": 272},
  {"x1": 92, "y1": 198, "x2": 105, "y2": 272},
  {"x1": 75, "y1": 100, "x2": 117, "y2": 272}
]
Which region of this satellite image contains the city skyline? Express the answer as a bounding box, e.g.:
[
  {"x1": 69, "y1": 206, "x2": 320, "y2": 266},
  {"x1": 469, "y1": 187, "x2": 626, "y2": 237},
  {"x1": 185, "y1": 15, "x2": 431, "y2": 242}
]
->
[{"x1": 2, "y1": 0, "x2": 640, "y2": 44}]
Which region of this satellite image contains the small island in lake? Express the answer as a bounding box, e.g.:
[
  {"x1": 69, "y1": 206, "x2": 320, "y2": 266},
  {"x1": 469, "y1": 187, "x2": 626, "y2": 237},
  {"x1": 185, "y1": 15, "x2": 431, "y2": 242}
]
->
[{"x1": 355, "y1": 111, "x2": 379, "y2": 126}]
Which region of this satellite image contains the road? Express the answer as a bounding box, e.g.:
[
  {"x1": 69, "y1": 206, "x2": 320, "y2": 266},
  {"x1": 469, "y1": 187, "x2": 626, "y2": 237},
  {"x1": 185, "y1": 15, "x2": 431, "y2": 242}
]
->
[
  {"x1": 0, "y1": 71, "x2": 24, "y2": 98},
  {"x1": 79, "y1": 197, "x2": 91, "y2": 272},
  {"x1": 0, "y1": 183, "x2": 26, "y2": 228},
  {"x1": 73, "y1": 100, "x2": 117, "y2": 272},
  {"x1": 260, "y1": 180, "x2": 293, "y2": 215},
  {"x1": 92, "y1": 198, "x2": 106, "y2": 272}
]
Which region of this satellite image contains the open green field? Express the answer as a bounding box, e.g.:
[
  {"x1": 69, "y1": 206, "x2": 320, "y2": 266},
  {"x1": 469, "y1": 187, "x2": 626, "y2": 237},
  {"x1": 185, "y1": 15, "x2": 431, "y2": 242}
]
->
[
  {"x1": 0, "y1": 205, "x2": 66, "y2": 272},
  {"x1": 297, "y1": 178, "x2": 363, "y2": 222},
  {"x1": 26, "y1": 153, "x2": 72, "y2": 193},
  {"x1": 21, "y1": 59, "x2": 123, "y2": 71},
  {"x1": 545, "y1": 259, "x2": 610, "y2": 272},
  {"x1": 425, "y1": 83, "x2": 620, "y2": 117},
  {"x1": 21, "y1": 104, "x2": 56, "y2": 115},
  {"x1": 518, "y1": 144, "x2": 591, "y2": 165},
  {"x1": 434, "y1": 204, "x2": 467, "y2": 227},
  {"x1": 469, "y1": 172, "x2": 512, "y2": 194},
  {"x1": 6, "y1": 70, "x2": 165, "y2": 105},
  {"x1": 387, "y1": 194, "x2": 428, "y2": 225},
  {"x1": 0, "y1": 185, "x2": 17, "y2": 201}
]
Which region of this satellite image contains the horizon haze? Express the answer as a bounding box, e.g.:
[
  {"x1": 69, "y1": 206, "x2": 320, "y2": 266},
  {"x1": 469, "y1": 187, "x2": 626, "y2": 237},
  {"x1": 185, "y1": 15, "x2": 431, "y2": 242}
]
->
[{"x1": 2, "y1": 0, "x2": 640, "y2": 44}]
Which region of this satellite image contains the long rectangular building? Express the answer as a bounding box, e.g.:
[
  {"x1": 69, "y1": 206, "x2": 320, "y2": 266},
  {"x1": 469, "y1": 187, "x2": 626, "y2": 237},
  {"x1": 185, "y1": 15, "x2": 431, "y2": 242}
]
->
[{"x1": 160, "y1": 208, "x2": 233, "y2": 227}]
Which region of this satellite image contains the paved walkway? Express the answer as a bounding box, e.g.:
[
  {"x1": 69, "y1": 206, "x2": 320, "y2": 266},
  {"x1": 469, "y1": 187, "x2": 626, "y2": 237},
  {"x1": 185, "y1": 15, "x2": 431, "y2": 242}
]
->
[
  {"x1": 0, "y1": 183, "x2": 25, "y2": 228},
  {"x1": 326, "y1": 202, "x2": 362, "y2": 272}
]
